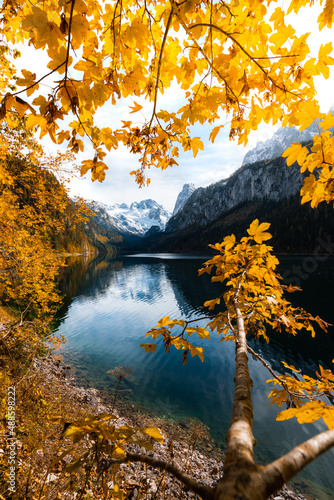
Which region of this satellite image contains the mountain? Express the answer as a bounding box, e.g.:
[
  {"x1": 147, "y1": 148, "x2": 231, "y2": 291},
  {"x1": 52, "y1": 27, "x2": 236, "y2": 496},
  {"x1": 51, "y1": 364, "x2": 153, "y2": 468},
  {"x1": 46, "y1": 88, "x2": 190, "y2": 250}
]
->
[
  {"x1": 88, "y1": 201, "x2": 121, "y2": 233},
  {"x1": 173, "y1": 183, "x2": 196, "y2": 215},
  {"x1": 90, "y1": 199, "x2": 171, "y2": 236},
  {"x1": 165, "y1": 156, "x2": 305, "y2": 233},
  {"x1": 242, "y1": 123, "x2": 318, "y2": 166},
  {"x1": 165, "y1": 110, "x2": 334, "y2": 235},
  {"x1": 146, "y1": 188, "x2": 334, "y2": 254}
]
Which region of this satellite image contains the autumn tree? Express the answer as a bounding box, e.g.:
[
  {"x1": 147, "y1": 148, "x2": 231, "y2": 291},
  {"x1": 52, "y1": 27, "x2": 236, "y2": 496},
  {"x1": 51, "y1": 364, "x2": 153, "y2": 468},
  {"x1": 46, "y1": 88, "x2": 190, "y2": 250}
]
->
[
  {"x1": 1, "y1": 0, "x2": 334, "y2": 194},
  {"x1": 142, "y1": 222, "x2": 334, "y2": 499},
  {"x1": 0, "y1": 117, "x2": 89, "y2": 359},
  {"x1": 1, "y1": 0, "x2": 334, "y2": 499}
]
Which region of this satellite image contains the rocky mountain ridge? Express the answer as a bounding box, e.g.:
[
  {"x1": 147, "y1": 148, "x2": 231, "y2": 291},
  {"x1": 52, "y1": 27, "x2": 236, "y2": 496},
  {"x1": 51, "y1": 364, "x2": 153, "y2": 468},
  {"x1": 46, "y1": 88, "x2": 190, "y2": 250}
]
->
[
  {"x1": 89, "y1": 184, "x2": 196, "y2": 237},
  {"x1": 165, "y1": 115, "x2": 334, "y2": 234},
  {"x1": 88, "y1": 114, "x2": 334, "y2": 240},
  {"x1": 241, "y1": 123, "x2": 318, "y2": 166},
  {"x1": 173, "y1": 183, "x2": 196, "y2": 215},
  {"x1": 165, "y1": 156, "x2": 304, "y2": 233}
]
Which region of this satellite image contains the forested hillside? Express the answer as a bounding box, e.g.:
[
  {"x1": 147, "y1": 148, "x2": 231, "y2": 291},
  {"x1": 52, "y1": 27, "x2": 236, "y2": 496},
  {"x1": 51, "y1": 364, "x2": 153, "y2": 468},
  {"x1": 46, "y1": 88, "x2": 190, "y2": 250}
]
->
[
  {"x1": 145, "y1": 193, "x2": 334, "y2": 254},
  {"x1": 51, "y1": 209, "x2": 124, "y2": 255}
]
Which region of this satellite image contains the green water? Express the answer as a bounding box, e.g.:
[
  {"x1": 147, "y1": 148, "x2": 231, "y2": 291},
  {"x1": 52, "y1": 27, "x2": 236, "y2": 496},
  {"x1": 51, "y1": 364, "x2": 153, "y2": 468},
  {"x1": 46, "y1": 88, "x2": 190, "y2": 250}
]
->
[{"x1": 54, "y1": 253, "x2": 334, "y2": 500}]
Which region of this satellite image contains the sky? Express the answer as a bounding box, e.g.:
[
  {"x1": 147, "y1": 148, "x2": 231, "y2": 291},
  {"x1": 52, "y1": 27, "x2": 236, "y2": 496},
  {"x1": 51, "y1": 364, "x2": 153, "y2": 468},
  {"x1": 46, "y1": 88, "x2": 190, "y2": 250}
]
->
[{"x1": 13, "y1": 4, "x2": 334, "y2": 213}]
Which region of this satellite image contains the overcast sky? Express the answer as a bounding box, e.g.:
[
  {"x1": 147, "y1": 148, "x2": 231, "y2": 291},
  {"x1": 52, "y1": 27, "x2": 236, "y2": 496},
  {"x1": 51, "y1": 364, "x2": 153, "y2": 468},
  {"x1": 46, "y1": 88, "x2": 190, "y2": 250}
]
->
[{"x1": 14, "y1": 5, "x2": 334, "y2": 213}]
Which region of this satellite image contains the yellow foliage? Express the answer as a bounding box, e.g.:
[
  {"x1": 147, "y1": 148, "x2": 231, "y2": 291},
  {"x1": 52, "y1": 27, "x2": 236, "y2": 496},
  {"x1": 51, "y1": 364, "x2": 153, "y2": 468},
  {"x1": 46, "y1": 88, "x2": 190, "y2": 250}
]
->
[
  {"x1": 144, "y1": 222, "x2": 327, "y2": 368},
  {"x1": 0, "y1": 0, "x2": 333, "y2": 195},
  {"x1": 0, "y1": 119, "x2": 89, "y2": 359}
]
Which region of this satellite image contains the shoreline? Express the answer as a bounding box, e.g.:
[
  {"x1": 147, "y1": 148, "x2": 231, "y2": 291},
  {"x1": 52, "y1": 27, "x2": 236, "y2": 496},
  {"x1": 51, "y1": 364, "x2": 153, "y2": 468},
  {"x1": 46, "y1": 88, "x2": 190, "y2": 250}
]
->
[{"x1": 29, "y1": 355, "x2": 310, "y2": 500}]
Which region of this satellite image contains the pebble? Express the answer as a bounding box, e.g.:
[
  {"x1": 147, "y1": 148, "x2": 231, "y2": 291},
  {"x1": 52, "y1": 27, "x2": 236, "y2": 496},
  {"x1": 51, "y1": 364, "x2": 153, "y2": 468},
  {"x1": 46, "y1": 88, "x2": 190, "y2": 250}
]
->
[{"x1": 32, "y1": 356, "x2": 310, "y2": 500}]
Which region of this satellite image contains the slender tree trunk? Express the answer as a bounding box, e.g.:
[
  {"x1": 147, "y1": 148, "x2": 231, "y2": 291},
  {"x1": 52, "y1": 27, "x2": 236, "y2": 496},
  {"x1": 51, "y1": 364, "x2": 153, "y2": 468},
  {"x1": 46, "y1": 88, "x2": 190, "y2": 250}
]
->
[{"x1": 213, "y1": 299, "x2": 260, "y2": 499}]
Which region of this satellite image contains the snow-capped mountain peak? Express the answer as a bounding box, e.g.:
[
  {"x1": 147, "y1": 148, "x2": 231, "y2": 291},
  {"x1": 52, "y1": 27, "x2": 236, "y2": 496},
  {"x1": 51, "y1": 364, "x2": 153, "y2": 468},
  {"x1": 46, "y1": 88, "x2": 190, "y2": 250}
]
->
[{"x1": 91, "y1": 199, "x2": 171, "y2": 236}]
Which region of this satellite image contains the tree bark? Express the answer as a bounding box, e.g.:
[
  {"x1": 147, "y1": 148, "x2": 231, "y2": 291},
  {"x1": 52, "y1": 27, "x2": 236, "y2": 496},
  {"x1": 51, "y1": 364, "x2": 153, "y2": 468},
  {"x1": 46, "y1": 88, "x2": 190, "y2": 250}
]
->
[
  {"x1": 261, "y1": 429, "x2": 334, "y2": 495},
  {"x1": 119, "y1": 452, "x2": 214, "y2": 499},
  {"x1": 213, "y1": 299, "x2": 258, "y2": 499},
  {"x1": 114, "y1": 293, "x2": 334, "y2": 499}
]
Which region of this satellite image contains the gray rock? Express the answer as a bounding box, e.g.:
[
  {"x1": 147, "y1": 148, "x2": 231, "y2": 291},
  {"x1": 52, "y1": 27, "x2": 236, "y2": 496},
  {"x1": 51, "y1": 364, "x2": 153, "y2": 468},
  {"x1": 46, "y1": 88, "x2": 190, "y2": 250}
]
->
[
  {"x1": 242, "y1": 123, "x2": 318, "y2": 167},
  {"x1": 173, "y1": 183, "x2": 196, "y2": 216},
  {"x1": 166, "y1": 156, "x2": 304, "y2": 233}
]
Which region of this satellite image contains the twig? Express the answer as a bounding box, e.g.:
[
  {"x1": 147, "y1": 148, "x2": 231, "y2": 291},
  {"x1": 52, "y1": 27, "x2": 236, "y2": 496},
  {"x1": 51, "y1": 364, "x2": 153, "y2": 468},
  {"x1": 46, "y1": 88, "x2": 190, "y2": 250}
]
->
[
  {"x1": 246, "y1": 344, "x2": 313, "y2": 400},
  {"x1": 188, "y1": 23, "x2": 301, "y2": 99},
  {"x1": 11, "y1": 63, "x2": 66, "y2": 98},
  {"x1": 64, "y1": 0, "x2": 76, "y2": 84}
]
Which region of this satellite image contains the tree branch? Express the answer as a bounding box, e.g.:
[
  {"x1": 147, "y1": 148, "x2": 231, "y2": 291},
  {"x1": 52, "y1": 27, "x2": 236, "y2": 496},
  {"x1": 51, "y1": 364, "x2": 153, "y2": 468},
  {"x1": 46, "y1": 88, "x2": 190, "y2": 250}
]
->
[
  {"x1": 12, "y1": 63, "x2": 66, "y2": 98},
  {"x1": 262, "y1": 429, "x2": 334, "y2": 495},
  {"x1": 112, "y1": 451, "x2": 214, "y2": 499},
  {"x1": 246, "y1": 345, "x2": 313, "y2": 401},
  {"x1": 188, "y1": 23, "x2": 301, "y2": 99},
  {"x1": 224, "y1": 296, "x2": 255, "y2": 468},
  {"x1": 64, "y1": 0, "x2": 76, "y2": 84},
  {"x1": 148, "y1": 7, "x2": 173, "y2": 130},
  {"x1": 172, "y1": 2, "x2": 239, "y2": 103}
]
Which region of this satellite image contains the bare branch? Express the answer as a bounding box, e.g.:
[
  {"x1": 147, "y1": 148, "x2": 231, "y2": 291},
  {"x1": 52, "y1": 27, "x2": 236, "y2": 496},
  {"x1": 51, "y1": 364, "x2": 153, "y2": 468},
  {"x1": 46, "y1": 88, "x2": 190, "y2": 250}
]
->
[
  {"x1": 11, "y1": 63, "x2": 66, "y2": 98},
  {"x1": 111, "y1": 451, "x2": 214, "y2": 499},
  {"x1": 64, "y1": 0, "x2": 76, "y2": 84},
  {"x1": 246, "y1": 345, "x2": 313, "y2": 401}
]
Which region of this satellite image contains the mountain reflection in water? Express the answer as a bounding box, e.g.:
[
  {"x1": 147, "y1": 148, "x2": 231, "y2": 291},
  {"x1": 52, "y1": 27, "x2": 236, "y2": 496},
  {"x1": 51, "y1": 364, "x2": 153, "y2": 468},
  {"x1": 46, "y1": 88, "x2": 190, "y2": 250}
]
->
[{"x1": 55, "y1": 253, "x2": 334, "y2": 500}]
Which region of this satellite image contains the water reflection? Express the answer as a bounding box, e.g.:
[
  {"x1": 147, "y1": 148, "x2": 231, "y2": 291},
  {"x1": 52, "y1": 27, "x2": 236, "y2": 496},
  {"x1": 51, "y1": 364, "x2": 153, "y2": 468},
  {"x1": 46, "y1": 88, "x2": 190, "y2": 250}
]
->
[{"x1": 55, "y1": 253, "x2": 334, "y2": 500}]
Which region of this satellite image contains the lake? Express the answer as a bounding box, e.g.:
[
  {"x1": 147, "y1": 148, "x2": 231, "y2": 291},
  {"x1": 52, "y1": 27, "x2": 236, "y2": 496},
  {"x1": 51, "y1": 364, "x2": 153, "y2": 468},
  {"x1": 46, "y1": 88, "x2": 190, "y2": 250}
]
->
[{"x1": 54, "y1": 253, "x2": 334, "y2": 499}]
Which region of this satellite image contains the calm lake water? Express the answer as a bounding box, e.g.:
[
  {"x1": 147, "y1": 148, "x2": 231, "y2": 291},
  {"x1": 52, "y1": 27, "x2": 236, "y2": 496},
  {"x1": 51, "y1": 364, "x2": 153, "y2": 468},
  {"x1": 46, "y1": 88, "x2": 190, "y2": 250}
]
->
[{"x1": 54, "y1": 253, "x2": 334, "y2": 499}]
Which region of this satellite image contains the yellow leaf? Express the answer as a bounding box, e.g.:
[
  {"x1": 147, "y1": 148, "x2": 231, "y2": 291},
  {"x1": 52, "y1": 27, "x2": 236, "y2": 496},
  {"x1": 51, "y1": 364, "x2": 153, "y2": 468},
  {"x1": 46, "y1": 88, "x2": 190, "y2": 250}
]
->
[
  {"x1": 13, "y1": 97, "x2": 30, "y2": 115},
  {"x1": 129, "y1": 101, "x2": 143, "y2": 114},
  {"x1": 322, "y1": 406, "x2": 334, "y2": 430},
  {"x1": 32, "y1": 95, "x2": 48, "y2": 114},
  {"x1": 282, "y1": 142, "x2": 303, "y2": 166},
  {"x1": 209, "y1": 125, "x2": 223, "y2": 143},
  {"x1": 223, "y1": 234, "x2": 236, "y2": 251},
  {"x1": 195, "y1": 327, "x2": 210, "y2": 339},
  {"x1": 204, "y1": 298, "x2": 220, "y2": 310},
  {"x1": 190, "y1": 137, "x2": 204, "y2": 157},
  {"x1": 141, "y1": 427, "x2": 163, "y2": 443},
  {"x1": 320, "y1": 112, "x2": 334, "y2": 131},
  {"x1": 112, "y1": 446, "x2": 127, "y2": 459},
  {"x1": 73, "y1": 59, "x2": 96, "y2": 72},
  {"x1": 157, "y1": 316, "x2": 172, "y2": 327},
  {"x1": 247, "y1": 219, "x2": 272, "y2": 244},
  {"x1": 26, "y1": 114, "x2": 44, "y2": 129},
  {"x1": 62, "y1": 425, "x2": 81, "y2": 439},
  {"x1": 47, "y1": 46, "x2": 71, "y2": 74},
  {"x1": 277, "y1": 400, "x2": 325, "y2": 424},
  {"x1": 140, "y1": 343, "x2": 157, "y2": 353},
  {"x1": 281, "y1": 361, "x2": 301, "y2": 373},
  {"x1": 190, "y1": 346, "x2": 205, "y2": 361},
  {"x1": 297, "y1": 146, "x2": 309, "y2": 166},
  {"x1": 71, "y1": 14, "x2": 90, "y2": 50},
  {"x1": 16, "y1": 71, "x2": 39, "y2": 96}
]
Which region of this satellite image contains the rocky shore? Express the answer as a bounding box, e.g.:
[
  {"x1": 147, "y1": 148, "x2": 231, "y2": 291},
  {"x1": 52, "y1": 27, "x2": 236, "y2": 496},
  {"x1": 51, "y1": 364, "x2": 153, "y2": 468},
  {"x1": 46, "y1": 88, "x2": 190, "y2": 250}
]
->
[{"x1": 31, "y1": 356, "x2": 309, "y2": 500}]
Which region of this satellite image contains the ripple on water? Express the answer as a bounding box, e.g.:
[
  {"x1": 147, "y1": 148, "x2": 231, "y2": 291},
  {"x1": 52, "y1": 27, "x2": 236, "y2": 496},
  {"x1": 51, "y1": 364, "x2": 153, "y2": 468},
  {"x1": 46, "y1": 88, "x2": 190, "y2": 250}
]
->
[{"x1": 55, "y1": 255, "x2": 334, "y2": 500}]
